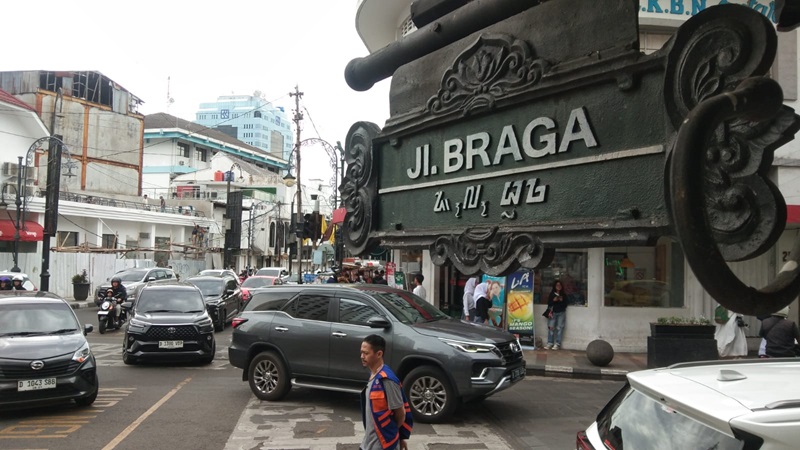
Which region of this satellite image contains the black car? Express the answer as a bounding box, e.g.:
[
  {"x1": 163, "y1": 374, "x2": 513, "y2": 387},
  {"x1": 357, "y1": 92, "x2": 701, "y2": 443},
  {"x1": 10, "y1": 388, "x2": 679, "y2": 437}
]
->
[
  {"x1": 186, "y1": 275, "x2": 243, "y2": 331},
  {"x1": 229, "y1": 285, "x2": 525, "y2": 423},
  {"x1": 0, "y1": 291, "x2": 98, "y2": 409},
  {"x1": 122, "y1": 281, "x2": 215, "y2": 365}
]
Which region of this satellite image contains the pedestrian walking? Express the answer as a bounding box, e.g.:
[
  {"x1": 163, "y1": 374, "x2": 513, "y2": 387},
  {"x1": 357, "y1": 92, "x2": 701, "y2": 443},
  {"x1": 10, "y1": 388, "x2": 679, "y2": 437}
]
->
[
  {"x1": 143, "y1": 194, "x2": 150, "y2": 210},
  {"x1": 462, "y1": 275, "x2": 479, "y2": 321},
  {"x1": 360, "y1": 334, "x2": 412, "y2": 450},
  {"x1": 160, "y1": 196, "x2": 166, "y2": 212},
  {"x1": 760, "y1": 306, "x2": 800, "y2": 357},
  {"x1": 473, "y1": 279, "x2": 490, "y2": 323},
  {"x1": 545, "y1": 280, "x2": 567, "y2": 350},
  {"x1": 412, "y1": 273, "x2": 426, "y2": 300}
]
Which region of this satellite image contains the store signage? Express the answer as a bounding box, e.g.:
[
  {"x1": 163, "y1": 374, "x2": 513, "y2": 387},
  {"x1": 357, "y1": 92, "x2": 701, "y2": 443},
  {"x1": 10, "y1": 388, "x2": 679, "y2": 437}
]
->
[
  {"x1": 639, "y1": 0, "x2": 778, "y2": 23},
  {"x1": 341, "y1": 0, "x2": 799, "y2": 301}
]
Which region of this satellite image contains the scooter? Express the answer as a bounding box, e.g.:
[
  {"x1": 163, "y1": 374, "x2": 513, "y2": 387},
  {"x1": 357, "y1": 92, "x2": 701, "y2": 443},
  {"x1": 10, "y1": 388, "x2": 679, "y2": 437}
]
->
[{"x1": 97, "y1": 294, "x2": 128, "y2": 334}]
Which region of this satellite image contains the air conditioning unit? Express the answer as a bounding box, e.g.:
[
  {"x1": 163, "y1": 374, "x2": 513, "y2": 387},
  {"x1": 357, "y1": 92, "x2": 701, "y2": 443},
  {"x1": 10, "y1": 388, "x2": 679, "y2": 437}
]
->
[
  {"x1": 139, "y1": 232, "x2": 150, "y2": 239},
  {"x1": 2, "y1": 162, "x2": 33, "y2": 179},
  {"x1": 209, "y1": 192, "x2": 218, "y2": 199},
  {"x1": 178, "y1": 161, "x2": 185, "y2": 166}
]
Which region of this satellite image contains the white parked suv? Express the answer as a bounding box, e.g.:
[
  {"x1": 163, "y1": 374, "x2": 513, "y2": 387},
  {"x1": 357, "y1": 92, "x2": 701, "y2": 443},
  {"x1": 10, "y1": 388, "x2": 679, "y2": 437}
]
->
[{"x1": 578, "y1": 359, "x2": 800, "y2": 449}]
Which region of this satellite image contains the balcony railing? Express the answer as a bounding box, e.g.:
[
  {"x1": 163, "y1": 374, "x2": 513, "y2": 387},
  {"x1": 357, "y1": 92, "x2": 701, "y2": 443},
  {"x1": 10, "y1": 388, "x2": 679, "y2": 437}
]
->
[{"x1": 58, "y1": 191, "x2": 206, "y2": 217}]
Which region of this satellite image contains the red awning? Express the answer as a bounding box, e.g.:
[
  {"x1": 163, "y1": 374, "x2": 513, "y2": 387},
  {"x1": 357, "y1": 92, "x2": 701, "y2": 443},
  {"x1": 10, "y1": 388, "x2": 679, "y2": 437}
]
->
[
  {"x1": 0, "y1": 220, "x2": 44, "y2": 242},
  {"x1": 331, "y1": 207, "x2": 347, "y2": 225},
  {"x1": 789, "y1": 205, "x2": 800, "y2": 223}
]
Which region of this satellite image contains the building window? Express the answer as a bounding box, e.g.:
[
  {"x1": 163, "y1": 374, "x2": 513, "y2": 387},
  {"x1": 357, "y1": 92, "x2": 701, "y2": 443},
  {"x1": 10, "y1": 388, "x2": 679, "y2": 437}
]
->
[
  {"x1": 177, "y1": 142, "x2": 190, "y2": 158},
  {"x1": 254, "y1": 111, "x2": 262, "y2": 118},
  {"x1": 56, "y1": 231, "x2": 78, "y2": 247},
  {"x1": 603, "y1": 238, "x2": 685, "y2": 308},
  {"x1": 398, "y1": 15, "x2": 417, "y2": 40},
  {"x1": 102, "y1": 234, "x2": 117, "y2": 249},
  {"x1": 124, "y1": 240, "x2": 138, "y2": 259},
  {"x1": 536, "y1": 251, "x2": 588, "y2": 306},
  {"x1": 196, "y1": 148, "x2": 207, "y2": 162}
]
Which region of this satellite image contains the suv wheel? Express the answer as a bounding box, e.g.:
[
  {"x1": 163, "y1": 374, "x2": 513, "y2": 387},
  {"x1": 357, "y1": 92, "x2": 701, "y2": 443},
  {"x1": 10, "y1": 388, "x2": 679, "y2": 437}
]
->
[
  {"x1": 122, "y1": 350, "x2": 137, "y2": 365},
  {"x1": 404, "y1": 366, "x2": 456, "y2": 423},
  {"x1": 214, "y1": 310, "x2": 226, "y2": 332},
  {"x1": 248, "y1": 351, "x2": 290, "y2": 401}
]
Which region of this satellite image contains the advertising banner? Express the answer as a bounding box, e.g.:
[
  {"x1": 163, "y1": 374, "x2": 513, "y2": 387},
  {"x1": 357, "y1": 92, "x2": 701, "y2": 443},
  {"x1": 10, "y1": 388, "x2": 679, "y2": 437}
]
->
[
  {"x1": 482, "y1": 275, "x2": 507, "y2": 329},
  {"x1": 506, "y1": 270, "x2": 535, "y2": 336},
  {"x1": 385, "y1": 262, "x2": 396, "y2": 287}
]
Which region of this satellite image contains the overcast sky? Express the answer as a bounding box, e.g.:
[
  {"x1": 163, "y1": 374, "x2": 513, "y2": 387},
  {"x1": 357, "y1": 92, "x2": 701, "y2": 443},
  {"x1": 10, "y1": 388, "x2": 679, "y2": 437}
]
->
[{"x1": 0, "y1": 0, "x2": 391, "y2": 183}]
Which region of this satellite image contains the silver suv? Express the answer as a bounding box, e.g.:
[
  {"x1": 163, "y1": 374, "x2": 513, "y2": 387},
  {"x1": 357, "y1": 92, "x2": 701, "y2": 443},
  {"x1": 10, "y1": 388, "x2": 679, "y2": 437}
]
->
[
  {"x1": 228, "y1": 285, "x2": 525, "y2": 423},
  {"x1": 95, "y1": 268, "x2": 175, "y2": 305},
  {"x1": 578, "y1": 359, "x2": 800, "y2": 449}
]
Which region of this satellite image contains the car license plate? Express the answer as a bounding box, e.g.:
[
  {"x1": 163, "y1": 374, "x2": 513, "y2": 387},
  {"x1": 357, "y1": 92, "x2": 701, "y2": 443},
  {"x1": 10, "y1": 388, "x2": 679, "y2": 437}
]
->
[
  {"x1": 159, "y1": 340, "x2": 183, "y2": 349},
  {"x1": 18, "y1": 378, "x2": 57, "y2": 391},
  {"x1": 510, "y1": 367, "x2": 525, "y2": 382}
]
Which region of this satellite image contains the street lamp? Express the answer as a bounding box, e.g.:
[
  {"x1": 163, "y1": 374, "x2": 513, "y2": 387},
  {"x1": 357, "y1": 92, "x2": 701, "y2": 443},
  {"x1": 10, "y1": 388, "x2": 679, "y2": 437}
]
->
[{"x1": 0, "y1": 157, "x2": 24, "y2": 272}]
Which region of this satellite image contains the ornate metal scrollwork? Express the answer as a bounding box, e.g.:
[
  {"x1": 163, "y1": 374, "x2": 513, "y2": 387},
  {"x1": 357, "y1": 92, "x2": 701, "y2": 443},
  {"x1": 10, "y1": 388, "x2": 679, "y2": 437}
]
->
[
  {"x1": 430, "y1": 227, "x2": 555, "y2": 277},
  {"x1": 670, "y1": 77, "x2": 800, "y2": 316},
  {"x1": 340, "y1": 122, "x2": 381, "y2": 256},
  {"x1": 666, "y1": 6, "x2": 800, "y2": 315},
  {"x1": 426, "y1": 33, "x2": 550, "y2": 117}
]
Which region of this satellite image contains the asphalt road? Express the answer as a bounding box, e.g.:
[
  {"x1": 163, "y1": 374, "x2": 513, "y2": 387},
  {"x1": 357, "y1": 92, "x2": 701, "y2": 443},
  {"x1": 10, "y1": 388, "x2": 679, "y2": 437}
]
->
[{"x1": 0, "y1": 307, "x2": 625, "y2": 450}]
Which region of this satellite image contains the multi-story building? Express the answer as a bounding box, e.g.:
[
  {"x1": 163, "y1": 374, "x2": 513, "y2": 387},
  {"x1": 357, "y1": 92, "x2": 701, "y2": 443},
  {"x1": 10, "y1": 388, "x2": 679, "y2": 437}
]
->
[
  {"x1": 194, "y1": 94, "x2": 294, "y2": 161},
  {"x1": 352, "y1": 0, "x2": 800, "y2": 351}
]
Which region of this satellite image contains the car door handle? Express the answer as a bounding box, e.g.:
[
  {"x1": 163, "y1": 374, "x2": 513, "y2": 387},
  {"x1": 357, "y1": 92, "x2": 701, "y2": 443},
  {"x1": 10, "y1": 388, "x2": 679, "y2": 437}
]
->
[
  {"x1": 332, "y1": 331, "x2": 347, "y2": 338},
  {"x1": 274, "y1": 326, "x2": 289, "y2": 332}
]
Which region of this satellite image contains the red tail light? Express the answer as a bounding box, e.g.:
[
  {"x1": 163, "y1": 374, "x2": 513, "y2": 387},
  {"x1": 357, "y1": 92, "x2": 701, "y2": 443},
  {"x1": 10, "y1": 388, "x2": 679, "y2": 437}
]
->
[
  {"x1": 232, "y1": 317, "x2": 248, "y2": 328},
  {"x1": 576, "y1": 431, "x2": 596, "y2": 450}
]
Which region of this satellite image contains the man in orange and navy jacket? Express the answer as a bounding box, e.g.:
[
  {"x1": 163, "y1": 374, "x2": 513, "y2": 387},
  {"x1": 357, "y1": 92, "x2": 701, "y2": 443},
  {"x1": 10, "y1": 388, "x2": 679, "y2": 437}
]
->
[{"x1": 359, "y1": 334, "x2": 413, "y2": 450}]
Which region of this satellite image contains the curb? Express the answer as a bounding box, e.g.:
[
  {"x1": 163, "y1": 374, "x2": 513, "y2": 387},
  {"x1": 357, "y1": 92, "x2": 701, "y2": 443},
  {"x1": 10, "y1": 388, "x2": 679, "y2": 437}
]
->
[{"x1": 525, "y1": 364, "x2": 629, "y2": 381}]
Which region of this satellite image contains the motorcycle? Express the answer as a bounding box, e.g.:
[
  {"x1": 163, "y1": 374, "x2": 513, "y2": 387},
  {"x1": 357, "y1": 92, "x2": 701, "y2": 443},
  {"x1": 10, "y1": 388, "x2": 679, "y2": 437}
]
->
[{"x1": 97, "y1": 294, "x2": 128, "y2": 334}]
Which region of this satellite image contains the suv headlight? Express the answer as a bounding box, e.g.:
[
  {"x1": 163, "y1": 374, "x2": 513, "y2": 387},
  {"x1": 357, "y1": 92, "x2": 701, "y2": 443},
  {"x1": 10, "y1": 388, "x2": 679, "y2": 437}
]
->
[
  {"x1": 439, "y1": 338, "x2": 495, "y2": 353},
  {"x1": 72, "y1": 342, "x2": 92, "y2": 363},
  {"x1": 129, "y1": 318, "x2": 148, "y2": 328},
  {"x1": 196, "y1": 317, "x2": 213, "y2": 329}
]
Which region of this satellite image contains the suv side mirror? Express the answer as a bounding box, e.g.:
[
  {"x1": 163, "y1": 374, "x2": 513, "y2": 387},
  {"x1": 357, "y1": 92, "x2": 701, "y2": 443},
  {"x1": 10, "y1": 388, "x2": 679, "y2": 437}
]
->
[
  {"x1": 147, "y1": 276, "x2": 156, "y2": 281},
  {"x1": 226, "y1": 289, "x2": 235, "y2": 295},
  {"x1": 84, "y1": 324, "x2": 94, "y2": 335},
  {"x1": 366, "y1": 316, "x2": 391, "y2": 329}
]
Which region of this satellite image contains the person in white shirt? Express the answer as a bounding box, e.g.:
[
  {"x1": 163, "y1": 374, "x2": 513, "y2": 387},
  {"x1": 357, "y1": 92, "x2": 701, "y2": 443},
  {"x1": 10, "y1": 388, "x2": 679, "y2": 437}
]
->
[
  {"x1": 473, "y1": 280, "x2": 490, "y2": 323},
  {"x1": 412, "y1": 273, "x2": 427, "y2": 301},
  {"x1": 462, "y1": 276, "x2": 479, "y2": 321}
]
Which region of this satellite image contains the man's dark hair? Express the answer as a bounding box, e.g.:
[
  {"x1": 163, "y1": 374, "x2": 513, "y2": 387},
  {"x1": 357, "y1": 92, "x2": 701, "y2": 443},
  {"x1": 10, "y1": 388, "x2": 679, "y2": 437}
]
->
[
  {"x1": 363, "y1": 334, "x2": 386, "y2": 354},
  {"x1": 414, "y1": 273, "x2": 424, "y2": 284}
]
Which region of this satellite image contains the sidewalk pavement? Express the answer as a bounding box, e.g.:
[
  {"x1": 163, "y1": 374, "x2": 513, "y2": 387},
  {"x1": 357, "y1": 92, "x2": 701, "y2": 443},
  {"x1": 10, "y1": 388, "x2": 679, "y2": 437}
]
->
[
  {"x1": 67, "y1": 298, "x2": 647, "y2": 380},
  {"x1": 521, "y1": 346, "x2": 647, "y2": 381}
]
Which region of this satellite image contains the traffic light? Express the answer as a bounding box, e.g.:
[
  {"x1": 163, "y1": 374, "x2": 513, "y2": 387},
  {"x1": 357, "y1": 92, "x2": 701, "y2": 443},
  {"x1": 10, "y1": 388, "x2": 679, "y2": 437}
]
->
[{"x1": 302, "y1": 213, "x2": 313, "y2": 239}]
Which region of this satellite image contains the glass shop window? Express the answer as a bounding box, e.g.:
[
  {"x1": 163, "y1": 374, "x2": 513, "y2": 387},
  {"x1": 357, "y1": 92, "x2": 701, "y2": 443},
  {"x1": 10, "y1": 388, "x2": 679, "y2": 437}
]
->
[
  {"x1": 604, "y1": 238, "x2": 684, "y2": 308},
  {"x1": 536, "y1": 251, "x2": 588, "y2": 306}
]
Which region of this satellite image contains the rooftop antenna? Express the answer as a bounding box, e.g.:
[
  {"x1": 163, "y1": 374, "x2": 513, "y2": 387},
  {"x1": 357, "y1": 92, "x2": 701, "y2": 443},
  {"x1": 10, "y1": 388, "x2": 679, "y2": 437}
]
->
[{"x1": 166, "y1": 76, "x2": 175, "y2": 112}]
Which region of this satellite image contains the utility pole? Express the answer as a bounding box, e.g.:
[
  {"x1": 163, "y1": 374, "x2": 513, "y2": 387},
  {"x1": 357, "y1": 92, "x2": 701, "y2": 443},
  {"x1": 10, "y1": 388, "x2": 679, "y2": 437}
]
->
[{"x1": 290, "y1": 85, "x2": 304, "y2": 283}]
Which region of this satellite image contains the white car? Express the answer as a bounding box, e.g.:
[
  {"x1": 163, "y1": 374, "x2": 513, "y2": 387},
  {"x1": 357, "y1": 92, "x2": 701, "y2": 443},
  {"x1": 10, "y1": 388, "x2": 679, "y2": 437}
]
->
[
  {"x1": 578, "y1": 359, "x2": 800, "y2": 449},
  {"x1": 0, "y1": 271, "x2": 36, "y2": 291}
]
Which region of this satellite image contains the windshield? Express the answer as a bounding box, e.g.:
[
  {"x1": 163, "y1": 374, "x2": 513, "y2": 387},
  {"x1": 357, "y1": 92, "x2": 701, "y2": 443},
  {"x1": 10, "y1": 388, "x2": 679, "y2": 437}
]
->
[
  {"x1": 117, "y1": 270, "x2": 148, "y2": 282},
  {"x1": 198, "y1": 270, "x2": 222, "y2": 276},
  {"x1": 256, "y1": 269, "x2": 282, "y2": 277},
  {"x1": 0, "y1": 303, "x2": 79, "y2": 335},
  {"x1": 365, "y1": 290, "x2": 449, "y2": 324},
  {"x1": 242, "y1": 277, "x2": 276, "y2": 288},
  {"x1": 187, "y1": 279, "x2": 225, "y2": 296},
  {"x1": 136, "y1": 290, "x2": 205, "y2": 313},
  {"x1": 596, "y1": 384, "x2": 744, "y2": 450}
]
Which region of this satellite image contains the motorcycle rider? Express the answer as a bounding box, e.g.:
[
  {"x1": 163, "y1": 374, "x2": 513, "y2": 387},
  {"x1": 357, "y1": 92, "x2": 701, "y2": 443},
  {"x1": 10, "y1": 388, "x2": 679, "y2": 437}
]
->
[
  {"x1": 11, "y1": 274, "x2": 26, "y2": 290},
  {"x1": 109, "y1": 276, "x2": 127, "y2": 323},
  {"x1": 0, "y1": 277, "x2": 11, "y2": 290}
]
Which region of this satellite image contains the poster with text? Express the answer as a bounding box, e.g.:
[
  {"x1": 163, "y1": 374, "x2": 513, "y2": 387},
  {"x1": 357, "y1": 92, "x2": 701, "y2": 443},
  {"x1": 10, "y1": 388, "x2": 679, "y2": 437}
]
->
[
  {"x1": 506, "y1": 270, "x2": 535, "y2": 336},
  {"x1": 482, "y1": 275, "x2": 507, "y2": 329},
  {"x1": 386, "y1": 262, "x2": 396, "y2": 287}
]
